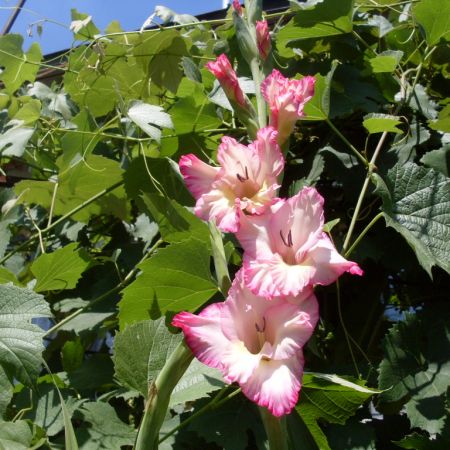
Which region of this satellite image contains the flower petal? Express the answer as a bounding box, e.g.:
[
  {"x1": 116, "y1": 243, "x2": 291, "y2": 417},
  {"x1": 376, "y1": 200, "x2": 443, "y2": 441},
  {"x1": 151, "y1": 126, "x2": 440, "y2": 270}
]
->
[
  {"x1": 265, "y1": 294, "x2": 319, "y2": 360},
  {"x1": 195, "y1": 188, "x2": 239, "y2": 233},
  {"x1": 241, "y1": 353, "x2": 304, "y2": 417},
  {"x1": 243, "y1": 253, "x2": 315, "y2": 298},
  {"x1": 179, "y1": 154, "x2": 219, "y2": 199},
  {"x1": 172, "y1": 304, "x2": 230, "y2": 370},
  {"x1": 306, "y1": 233, "x2": 364, "y2": 285}
]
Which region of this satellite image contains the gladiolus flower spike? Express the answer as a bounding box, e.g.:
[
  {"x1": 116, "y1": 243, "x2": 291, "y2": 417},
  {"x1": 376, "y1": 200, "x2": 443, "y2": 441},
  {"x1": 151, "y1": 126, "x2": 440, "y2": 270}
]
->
[{"x1": 172, "y1": 271, "x2": 319, "y2": 417}]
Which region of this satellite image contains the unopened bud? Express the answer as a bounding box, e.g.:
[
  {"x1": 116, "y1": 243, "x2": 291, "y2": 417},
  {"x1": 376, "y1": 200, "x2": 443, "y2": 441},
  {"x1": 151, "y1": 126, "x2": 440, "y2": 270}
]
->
[{"x1": 256, "y1": 20, "x2": 271, "y2": 60}]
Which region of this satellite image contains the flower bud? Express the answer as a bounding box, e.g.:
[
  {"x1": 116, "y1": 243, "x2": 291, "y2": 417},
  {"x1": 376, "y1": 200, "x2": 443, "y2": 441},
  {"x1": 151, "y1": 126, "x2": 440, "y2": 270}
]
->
[
  {"x1": 232, "y1": 0, "x2": 243, "y2": 16},
  {"x1": 256, "y1": 20, "x2": 271, "y2": 60}
]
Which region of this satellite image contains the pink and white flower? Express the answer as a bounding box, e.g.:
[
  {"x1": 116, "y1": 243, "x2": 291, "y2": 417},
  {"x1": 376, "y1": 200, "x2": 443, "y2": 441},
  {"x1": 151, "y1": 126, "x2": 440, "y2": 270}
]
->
[
  {"x1": 261, "y1": 70, "x2": 316, "y2": 145},
  {"x1": 206, "y1": 54, "x2": 247, "y2": 109},
  {"x1": 179, "y1": 127, "x2": 284, "y2": 233},
  {"x1": 172, "y1": 271, "x2": 319, "y2": 416},
  {"x1": 256, "y1": 21, "x2": 271, "y2": 61},
  {"x1": 236, "y1": 187, "x2": 363, "y2": 298}
]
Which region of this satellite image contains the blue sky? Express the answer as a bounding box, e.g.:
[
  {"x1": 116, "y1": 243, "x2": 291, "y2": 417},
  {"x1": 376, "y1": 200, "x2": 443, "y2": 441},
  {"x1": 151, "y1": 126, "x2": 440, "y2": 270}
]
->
[{"x1": 0, "y1": 0, "x2": 225, "y2": 54}]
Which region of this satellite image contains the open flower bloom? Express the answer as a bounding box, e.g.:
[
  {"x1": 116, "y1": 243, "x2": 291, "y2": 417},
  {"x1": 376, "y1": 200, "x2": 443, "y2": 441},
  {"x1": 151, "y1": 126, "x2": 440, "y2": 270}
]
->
[
  {"x1": 256, "y1": 20, "x2": 271, "y2": 61},
  {"x1": 236, "y1": 187, "x2": 363, "y2": 298},
  {"x1": 179, "y1": 127, "x2": 284, "y2": 233},
  {"x1": 172, "y1": 271, "x2": 319, "y2": 416},
  {"x1": 261, "y1": 70, "x2": 316, "y2": 145},
  {"x1": 206, "y1": 54, "x2": 248, "y2": 109}
]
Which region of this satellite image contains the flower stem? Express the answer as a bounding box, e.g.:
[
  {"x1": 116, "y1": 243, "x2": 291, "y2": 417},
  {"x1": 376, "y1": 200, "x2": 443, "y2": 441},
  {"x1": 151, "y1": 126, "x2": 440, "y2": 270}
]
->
[
  {"x1": 344, "y1": 212, "x2": 384, "y2": 258},
  {"x1": 259, "y1": 408, "x2": 288, "y2": 450},
  {"x1": 342, "y1": 130, "x2": 390, "y2": 253},
  {"x1": 134, "y1": 342, "x2": 194, "y2": 450},
  {"x1": 325, "y1": 118, "x2": 368, "y2": 167},
  {"x1": 209, "y1": 221, "x2": 231, "y2": 295},
  {"x1": 250, "y1": 57, "x2": 267, "y2": 129}
]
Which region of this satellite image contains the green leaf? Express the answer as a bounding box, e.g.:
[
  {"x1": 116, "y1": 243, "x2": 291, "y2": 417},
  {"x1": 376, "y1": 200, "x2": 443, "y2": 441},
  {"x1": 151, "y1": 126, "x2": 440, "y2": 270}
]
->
[
  {"x1": 363, "y1": 113, "x2": 403, "y2": 134},
  {"x1": 374, "y1": 162, "x2": 450, "y2": 275},
  {"x1": 0, "y1": 366, "x2": 13, "y2": 419},
  {"x1": 142, "y1": 194, "x2": 209, "y2": 245},
  {"x1": 16, "y1": 383, "x2": 81, "y2": 437},
  {"x1": 128, "y1": 101, "x2": 173, "y2": 142},
  {"x1": 118, "y1": 239, "x2": 217, "y2": 327},
  {"x1": 0, "y1": 266, "x2": 19, "y2": 285},
  {"x1": 189, "y1": 395, "x2": 267, "y2": 450},
  {"x1": 78, "y1": 401, "x2": 136, "y2": 448},
  {"x1": 15, "y1": 155, "x2": 129, "y2": 222},
  {"x1": 70, "y1": 9, "x2": 100, "y2": 40},
  {"x1": 123, "y1": 156, "x2": 192, "y2": 205},
  {"x1": 0, "y1": 34, "x2": 42, "y2": 93},
  {"x1": 59, "y1": 110, "x2": 100, "y2": 170},
  {"x1": 0, "y1": 120, "x2": 34, "y2": 157},
  {"x1": 0, "y1": 285, "x2": 51, "y2": 386},
  {"x1": 149, "y1": 34, "x2": 188, "y2": 93},
  {"x1": 277, "y1": 0, "x2": 354, "y2": 54},
  {"x1": 429, "y1": 104, "x2": 450, "y2": 133},
  {"x1": 0, "y1": 420, "x2": 33, "y2": 450},
  {"x1": 114, "y1": 318, "x2": 182, "y2": 397},
  {"x1": 303, "y1": 62, "x2": 338, "y2": 121},
  {"x1": 378, "y1": 304, "x2": 450, "y2": 434},
  {"x1": 171, "y1": 95, "x2": 222, "y2": 135},
  {"x1": 58, "y1": 386, "x2": 80, "y2": 450},
  {"x1": 369, "y1": 50, "x2": 403, "y2": 73},
  {"x1": 31, "y1": 243, "x2": 92, "y2": 292},
  {"x1": 296, "y1": 373, "x2": 375, "y2": 450},
  {"x1": 170, "y1": 358, "x2": 225, "y2": 407},
  {"x1": 413, "y1": 0, "x2": 450, "y2": 45},
  {"x1": 420, "y1": 145, "x2": 450, "y2": 177},
  {"x1": 12, "y1": 99, "x2": 41, "y2": 125},
  {"x1": 394, "y1": 432, "x2": 447, "y2": 450}
]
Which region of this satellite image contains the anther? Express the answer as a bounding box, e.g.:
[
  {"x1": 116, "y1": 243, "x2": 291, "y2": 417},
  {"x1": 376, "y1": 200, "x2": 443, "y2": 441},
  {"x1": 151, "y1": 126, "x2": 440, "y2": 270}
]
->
[
  {"x1": 236, "y1": 166, "x2": 249, "y2": 182},
  {"x1": 255, "y1": 316, "x2": 266, "y2": 333},
  {"x1": 280, "y1": 229, "x2": 293, "y2": 247}
]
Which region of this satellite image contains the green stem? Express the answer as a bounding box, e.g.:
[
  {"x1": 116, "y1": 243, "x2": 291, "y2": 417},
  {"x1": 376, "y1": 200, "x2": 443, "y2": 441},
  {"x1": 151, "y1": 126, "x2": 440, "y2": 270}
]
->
[
  {"x1": 209, "y1": 221, "x2": 231, "y2": 295},
  {"x1": 259, "y1": 408, "x2": 288, "y2": 450},
  {"x1": 250, "y1": 58, "x2": 267, "y2": 129},
  {"x1": 325, "y1": 118, "x2": 368, "y2": 167},
  {"x1": 0, "y1": 180, "x2": 124, "y2": 266},
  {"x1": 341, "y1": 129, "x2": 389, "y2": 253},
  {"x1": 344, "y1": 212, "x2": 384, "y2": 258},
  {"x1": 134, "y1": 342, "x2": 194, "y2": 450}
]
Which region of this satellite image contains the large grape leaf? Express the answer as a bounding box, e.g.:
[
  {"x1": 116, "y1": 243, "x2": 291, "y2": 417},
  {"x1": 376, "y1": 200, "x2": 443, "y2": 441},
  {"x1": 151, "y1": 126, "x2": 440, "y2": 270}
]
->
[
  {"x1": 15, "y1": 155, "x2": 130, "y2": 222},
  {"x1": 0, "y1": 285, "x2": 51, "y2": 386},
  {"x1": 118, "y1": 239, "x2": 217, "y2": 328},
  {"x1": 188, "y1": 395, "x2": 267, "y2": 450},
  {"x1": 31, "y1": 243, "x2": 92, "y2": 292},
  {"x1": 0, "y1": 34, "x2": 42, "y2": 93},
  {"x1": 113, "y1": 318, "x2": 181, "y2": 397},
  {"x1": 0, "y1": 420, "x2": 33, "y2": 450},
  {"x1": 374, "y1": 162, "x2": 450, "y2": 276},
  {"x1": 77, "y1": 401, "x2": 136, "y2": 449},
  {"x1": 413, "y1": 0, "x2": 450, "y2": 46},
  {"x1": 296, "y1": 374, "x2": 376, "y2": 450},
  {"x1": 170, "y1": 358, "x2": 224, "y2": 407},
  {"x1": 15, "y1": 383, "x2": 81, "y2": 437},
  {"x1": 277, "y1": 0, "x2": 354, "y2": 55},
  {"x1": 378, "y1": 304, "x2": 450, "y2": 435}
]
